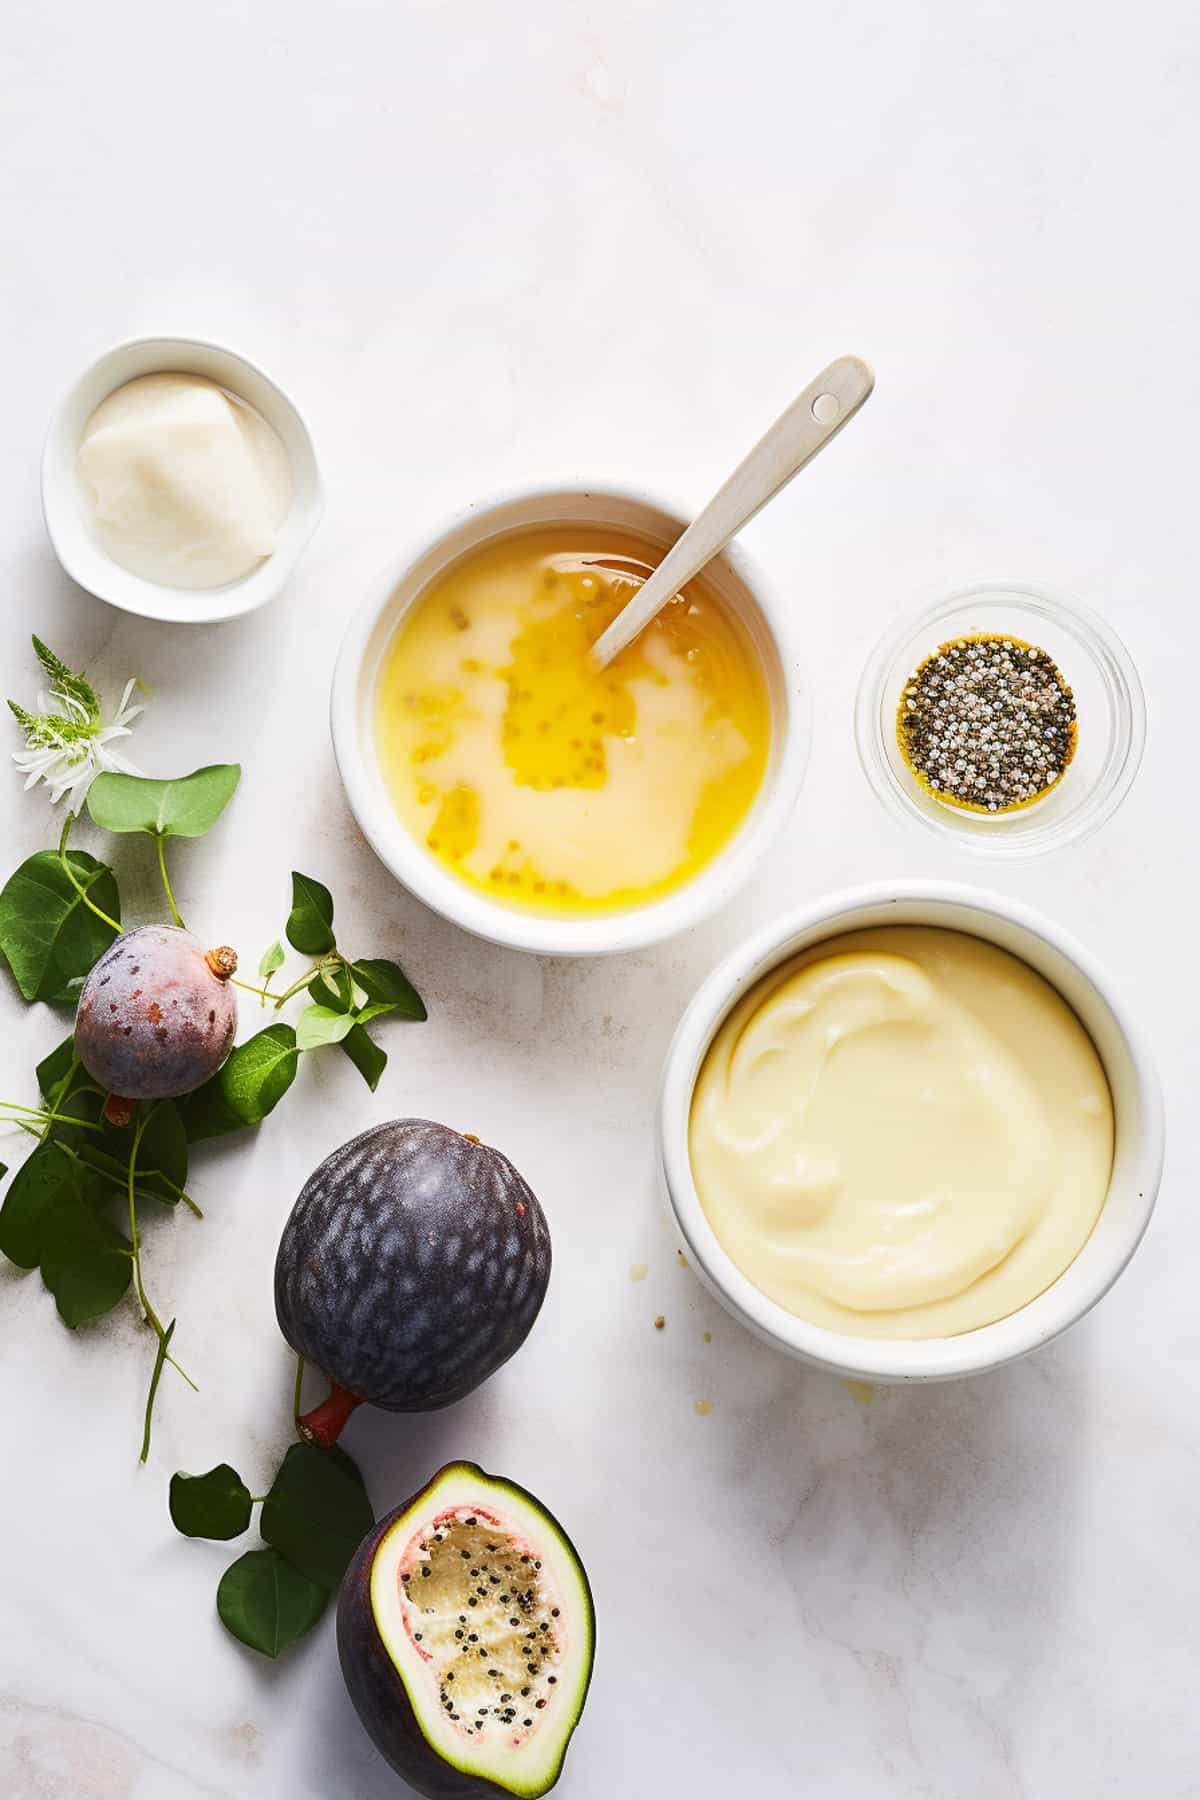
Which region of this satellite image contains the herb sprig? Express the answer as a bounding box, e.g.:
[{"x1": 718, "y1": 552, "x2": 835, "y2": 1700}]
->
[
  {"x1": 170, "y1": 1424, "x2": 375, "y2": 1657},
  {"x1": 0, "y1": 641, "x2": 428, "y2": 1460}
]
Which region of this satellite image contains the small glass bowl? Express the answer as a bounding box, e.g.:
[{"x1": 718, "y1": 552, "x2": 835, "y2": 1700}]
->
[{"x1": 855, "y1": 582, "x2": 1146, "y2": 857}]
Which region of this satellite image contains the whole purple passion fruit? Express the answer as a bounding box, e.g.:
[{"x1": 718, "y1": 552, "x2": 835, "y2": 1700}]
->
[
  {"x1": 275, "y1": 1121, "x2": 552, "y2": 1445},
  {"x1": 338, "y1": 1461, "x2": 594, "y2": 1800},
  {"x1": 75, "y1": 925, "x2": 238, "y2": 1104}
]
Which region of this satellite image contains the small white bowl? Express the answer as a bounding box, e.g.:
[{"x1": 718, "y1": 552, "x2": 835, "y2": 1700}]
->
[
  {"x1": 42, "y1": 335, "x2": 323, "y2": 624},
  {"x1": 659, "y1": 881, "x2": 1164, "y2": 1382},
  {"x1": 331, "y1": 482, "x2": 810, "y2": 957}
]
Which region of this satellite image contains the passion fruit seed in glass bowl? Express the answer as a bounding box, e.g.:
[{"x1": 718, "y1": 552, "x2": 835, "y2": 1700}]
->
[
  {"x1": 897, "y1": 633, "x2": 1077, "y2": 815},
  {"x1": 855, "y1": 582, "x2": 1146, "y2": 858}
]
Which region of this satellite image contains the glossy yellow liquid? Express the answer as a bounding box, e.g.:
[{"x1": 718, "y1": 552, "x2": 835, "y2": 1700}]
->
[{"x1": 375, "y1": 527, "x2": 771, "y2": 914}]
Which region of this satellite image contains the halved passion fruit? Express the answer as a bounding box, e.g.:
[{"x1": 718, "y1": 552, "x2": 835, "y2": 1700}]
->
[{"x1": 337, "y1": 1461, "x2": 594, "y2": 1800}]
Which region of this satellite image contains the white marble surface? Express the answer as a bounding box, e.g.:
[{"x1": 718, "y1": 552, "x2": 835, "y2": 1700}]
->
[{"x1": 2, "y1": 2, "x2": 1198, "y2": 1796}]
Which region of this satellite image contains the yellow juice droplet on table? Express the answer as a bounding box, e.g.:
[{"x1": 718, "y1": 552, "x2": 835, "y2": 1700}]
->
[{"x1": 374, "y1": 527, "x2": 771, "y2": 915}]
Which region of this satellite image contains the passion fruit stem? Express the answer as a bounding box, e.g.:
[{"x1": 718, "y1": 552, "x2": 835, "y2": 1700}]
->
[
  {"x1": 299, "y1": 1381, "x2": 363, "y2": 1447},
  {"x1": 271, "y1": 955, "x2": 340, "y2": 1011},
  {"x1": 124, "y1": 1113, "x2": 198, "y2": 1461},
  {"x1": 155, "y1": 834, "x2": 184, "y2": 929},
  {"x1": 57, "y1": 813, "x2": 122, "y2": 934},
  {"x1": 205, "y1": 945, "x2": 239, "y2": 980},
  {"x1": 228, "y1": 953, "x2": 337, "y2": 1006},
  {"x1": 103, "y1": 1094, "x2": 137, "y2": 1128},
  {"x1": 0, "y1": 1099, "x2": 104, "y2": 1134}
]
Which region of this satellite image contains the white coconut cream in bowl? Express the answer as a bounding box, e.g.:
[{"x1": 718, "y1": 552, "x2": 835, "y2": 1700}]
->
[
  {"x1": 659, "y1": 881, "x2": 1163, "y2": 1381},
  {"x1": 42, "y1": 336, "x2": 322, "y2": 623},
  {"x1": 331, "y1": 482, "x2": 809, "y2": 956}
]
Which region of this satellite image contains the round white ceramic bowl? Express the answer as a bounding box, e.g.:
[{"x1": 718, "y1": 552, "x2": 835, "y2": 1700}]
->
[
  {"x1": 659, "y1": 880, "x2": 1164, "y2": 1382},
  {"x1": 331, "y1": 482, "x2": 810, "y2": 956},
  {"x1": 42, "y1": 335, "x2": 323, "y2": 623}
]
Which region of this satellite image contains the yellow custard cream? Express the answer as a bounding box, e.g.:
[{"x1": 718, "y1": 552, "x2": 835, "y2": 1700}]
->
[
  {"x1": 690, "y1": 927, "x2": 1114, "y2": 1338},
  {"x1": 375, "y1": 527, "x2": 770, "y2": 913}
]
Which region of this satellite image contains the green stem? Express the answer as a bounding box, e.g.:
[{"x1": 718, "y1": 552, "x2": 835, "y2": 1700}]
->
[
  {"x1": 126, "y1": 1112, "x2": 198, "y2": 1450},
  {"x1": 134, "y1": 1163, "x2": 204, "y2": 1217},
  {"x1": 57, "y1": 813, "x2": 122, "y2": 934},
  {"x1": 0, "y1": 1100, "x2": 103, "y2": 1133},
  {"x1": 293, "y1": 1353, "x2": 306, "y2": 1431},
  {"x1": 126, "y1": 1114, "x2": 155, "y2": 1326},
  {"x1": 273, "y1": 959, "x2": 338, "y2": 1011},
  {"x1": 161, "y1": 1180, "x2": 203, "y2": 1224},
  {"x1": 233, "y1": 956, "x2": 336, "y2": 1009},
  {"x1": 140, "y1": 1319, "x2": 174, "y2": 1464},
  {"x1": 42, "y1": 1054, "x2": 82, "y2": 1143},
  {"x1": 155, "y1": 833, "x2": 183, "y2": 929}
]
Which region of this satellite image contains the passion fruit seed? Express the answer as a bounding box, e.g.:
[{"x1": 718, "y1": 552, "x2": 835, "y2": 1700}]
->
[
  {"x1": 897, "y1": 634, "x2": 1077, "y2": 814},
  {"x1": 338, "y1": 1463, "x2": 594, "y2": 1800}
]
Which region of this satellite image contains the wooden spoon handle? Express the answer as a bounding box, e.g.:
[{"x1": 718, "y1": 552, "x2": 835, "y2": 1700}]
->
[{"x1": 590, "y1": 355, "x2": 874, "y2": 669}]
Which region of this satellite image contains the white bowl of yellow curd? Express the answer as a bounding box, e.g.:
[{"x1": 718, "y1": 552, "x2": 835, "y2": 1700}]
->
[
  {"x1": 659, "y1": 882, "x2": 1164, "y2": 1382},
  {"x1": 331, "y1": 483, "x2": 808, "y2": 956}
]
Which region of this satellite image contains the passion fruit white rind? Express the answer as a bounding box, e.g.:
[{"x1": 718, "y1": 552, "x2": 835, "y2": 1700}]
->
[{"x1": 337, "y1": 1461, "x2": 594, "y2": 1800}]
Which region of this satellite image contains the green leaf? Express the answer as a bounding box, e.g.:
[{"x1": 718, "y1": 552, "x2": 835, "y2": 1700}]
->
[
  {"x1": 39, "y1": 1190, "x2": 132, "y2": 1325},
  {"x1": 351, "y1": 958, "x2": 427, "y2": 1021},
  {"x1": 0, "y1": 850, "x2": 120, "y2": 1004},
  {"x1": 134, "y1": 1100, "x2": 188, "y2": 1204},
  {"x1": 213, "y1": 1025, "x2": 299, "y2": 1124},
  {"x1": 179, "y1": 1024, "x2": 299, "y2": 1142},
  {"x1": 170, "y1": 1464, "x2": 254, "y2": 1540},
  {"x1": 36, "y1": 1037, "x2": 77, "y2": 1102},
  {"x1": 86, "y1": 764, "x2": 241, "y2": 839},
  {"x1": 341, "y1": 1025, "x2": 387, "y2": 1092},
  {"x1": 295, "y1": 1004, "x2": 355, "y2": 1052},
  {"x1": 258, "y1": 940, "x2": 285, "y2": 979},
  {"x1": 322, "y1": 1443, "x2": 368, "y2": 1489},
  {"x1": 354, "y1": 1001, "x2": 402, "y2": 1026},
  {"x1": 74, "y1": 1143, "x2": 131, "y2": 1187},
  {"x1": 34, "y1": 1038, "x2": 104, "y2": 1147},
  {"x1": 286, "y1": 872, "x2": 335, "y2": 956},
  {"x1": 216, "y1": 1548, "x2": 328, "y2": 1658},
  {"x1": 310, "y1": 964, "x2": 354, "y2": 1012},
  {"x1": 0, "y1": 1142, "x2": 80, "y2": 1269},
  {"x1": 43, "y1": 1087, "x2": 105, "y2": 1151},
  {"x1": 260, "y1": 1442, "x2": 374, "y2": 1591}
]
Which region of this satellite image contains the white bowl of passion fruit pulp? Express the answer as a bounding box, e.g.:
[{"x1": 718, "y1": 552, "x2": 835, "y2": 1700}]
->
[
  {"x1": 330, "y1": 482, "x2": 810, "y2": 956},
  {"x1": 658, "y1": 880, "x2": 1164, "y2": 1383}
]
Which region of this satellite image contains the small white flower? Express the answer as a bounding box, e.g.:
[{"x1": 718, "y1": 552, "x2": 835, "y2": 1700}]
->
[{"x1": 9, "y1": 638, "x2": 145, "y2": 807}]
